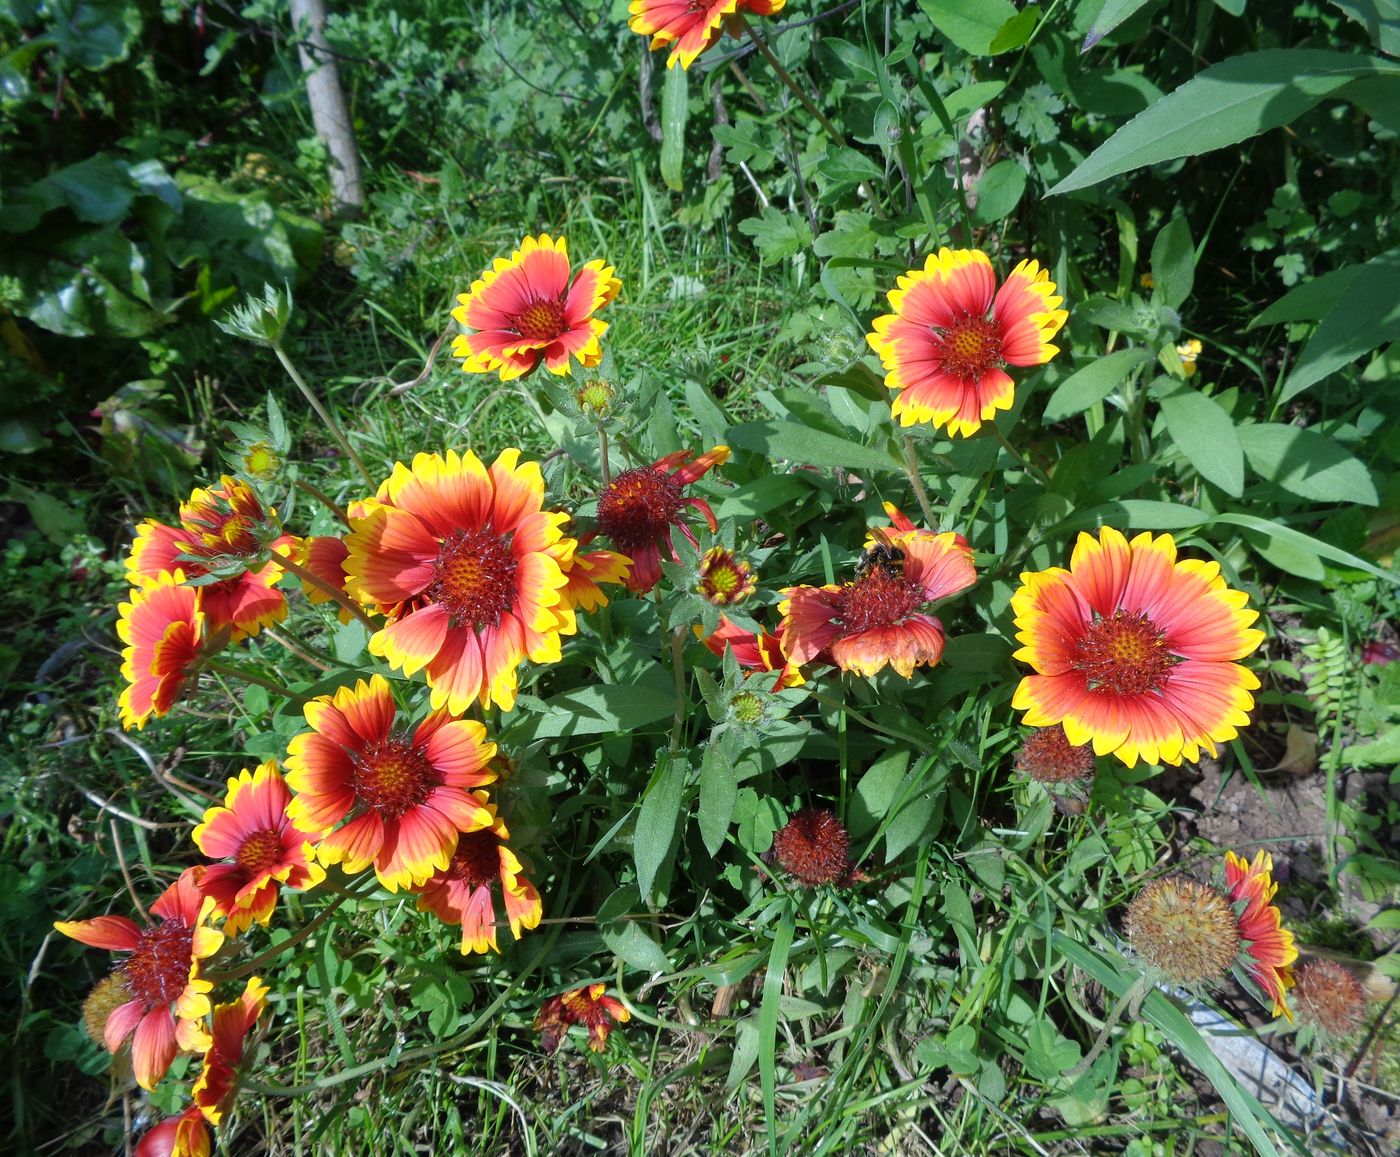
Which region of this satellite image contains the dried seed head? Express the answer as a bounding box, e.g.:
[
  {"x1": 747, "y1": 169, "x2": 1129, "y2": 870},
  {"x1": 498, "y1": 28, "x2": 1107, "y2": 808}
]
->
[
  {"x1": 1124, "y1": 877, "x2": 1240, "y2": 986},
  {"x1": 1293, "y1": 959, "x2": 1366, "y2": 1038},
  {"x1": 1014, "y1": 725, "x2": 1095, "y2": 784},
  {"x1": 772, "y1": 807, "x2": 851, "y2": 887}
]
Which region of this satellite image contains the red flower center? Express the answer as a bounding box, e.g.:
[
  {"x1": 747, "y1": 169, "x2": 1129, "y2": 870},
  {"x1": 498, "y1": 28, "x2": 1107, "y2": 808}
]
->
[
  {"x1": 560, "y1": 989, "x2": 614, "y2": 1028},
  {"x1": 445, "y1": 829, "x2": 502, "y2": 889},
  {"x1": 936, "y1": 315, "x2": 1003, "y2": 382},
  {"x1": 834, "y1": 568, "x2": 927, "y2": 635},
  {"x1": 511, "y1": 298, "x2": 567, "y2": 342},
  {"x1": 772, "y1": 808, "x2": 851, "y2": 886},
  {"x1": 124, "y1": 919, "x2": 196, "y2": 1009},
  {"x1": 351, "y1": 739, "x2": 439, "y2": 819},
  {"x1": 235, "y1": 828, "x2": 286, "y2": 876},
  {"x1": 430, "y1": 528, "x2": 519, "y2": 629},
  {"x1": 597, "y1": 467, "x2": 683, "y2": 550},
  {"x1": 1072, "y1": 609, "x2": 1175, "y2": 696}
]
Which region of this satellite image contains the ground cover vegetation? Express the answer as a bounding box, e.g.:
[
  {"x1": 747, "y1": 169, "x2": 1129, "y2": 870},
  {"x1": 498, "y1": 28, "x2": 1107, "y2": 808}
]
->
[{"x1": 3, "y1": 0, "x2": 1400, "y2": 1153}]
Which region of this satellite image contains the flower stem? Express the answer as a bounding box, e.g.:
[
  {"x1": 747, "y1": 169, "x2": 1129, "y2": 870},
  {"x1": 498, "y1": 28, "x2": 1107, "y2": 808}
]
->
[
  {"x1": 902, "y1": 434, "x2": 939, "y2": 527},
  {"x1": 598, "y1": 424, "x2": 611, "y2": 488},
  {"x1": 740, "y1": 18, "x2": 846, "y2": 149},
  {"x1": 271, "y1": 339, "x2": 376, "y2": 491},
  {"x1": 202, "y1": 657, "x2": 305, "y2": 705},
  {"x1": 1066, "y1": 973, "x2": 1149, "y2": 1078},
  {"x1": 276, "y1": 552, "x2": 379, "y2": 633},
  {"x1": 293, "y1": 477, "x2": 351, "y2": 526},
  {"x1": 990, "y1": 424, "x2": 1053, "y2": 489},
  {"x1": 669, "y1": 625, "x2": 688, "y2": 754}
]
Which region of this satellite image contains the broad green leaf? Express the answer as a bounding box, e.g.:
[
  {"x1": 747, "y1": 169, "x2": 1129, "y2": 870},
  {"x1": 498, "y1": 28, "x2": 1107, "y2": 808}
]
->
[
  {"x1": 917, "y1": 0, "x2": 1019, "y2": 56},
  {"x1": 1237, "y1": 423, "x2": 1378, "y2": 505},
  {"x1": 988, "y1": 6, "x2": 1041, "y2": 54},
  {"x1": 660, "y1": 64, "x2": 687, "y2": 192},
  {"x1": 1083, "y1": 0, "x2": 1157, "y2": 51},
  {"x1": 599, "y1": 885, "x2": 674, "y2": 972},
  {"x1": 1049, "y1": 50, "x2": 1396, "y2": 195},
  {"x1": 726, "y1": 420, "x2": 899, "y2": 473},
  {"x1": 634, "y1": 753, "x2": 687, "y2": 900},
  {"x1": 737, "y1": 208, "x2": 813, "y2": 261},
  {"x1": 1250, "y1": 265, "x2": 1364, "y2": 327},
  {"x1": 1160, "y1": 387, "x2": 1244, "y2": 496},
  {"x1": 698, "y1": 738, "x2": 739, "y2": 857},
  {"x1": 815, "y1": 146, "x2": 882, "y2": 187},
  {"x1": 1331, "y1": 0, "x2": 1400, "y2": 56},
  {"x1": 1213, "y1": 512, "x2": 1397, "y2": 583},
  {"x1": 1150, "y1": 216, "x2": 1195, "y2": 309},
  {"x1": 943, "y1": 80, "x2": 1007, "y2": 122},
  {"x1": 1042, "y1": 348, "x2": 1151, "y2": 421},
  {"x1": 1240, "y1": 526, "x2": 1325, "y2": 580},
  {"x1": 971, "y1": 160, "x2": 1028, "y2": 224},
  {"x1": 1280, "y1": 249, "x2": 1400, "y2": 402},
  {"x1": 504, "y1": 676, "x2": 675, "y2": 741}
]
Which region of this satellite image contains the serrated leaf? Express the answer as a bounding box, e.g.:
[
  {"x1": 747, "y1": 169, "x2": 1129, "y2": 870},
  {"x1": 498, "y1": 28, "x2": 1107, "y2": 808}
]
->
[
  {"x1": 737, "y1": 208, "x2": 813, "y2": 261},
  {"x1": 1237, "y1": 423, "x2": 1378, "y2": 505},
  {"x1": 1050, "y1": 50, "x2": 1395, "y2": 195},
  {"x1": 1042, "y1": 348, "x2": 1151, "y2": 421},
  {"x1": 1160, "y1": 387, "x2": 1244, "y2": 496}
]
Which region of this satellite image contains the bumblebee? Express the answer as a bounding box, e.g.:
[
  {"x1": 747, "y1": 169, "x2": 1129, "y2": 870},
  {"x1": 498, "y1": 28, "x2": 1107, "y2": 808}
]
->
[{"x1": 855, "y1": 526, "x2": 906, "y2": 579}]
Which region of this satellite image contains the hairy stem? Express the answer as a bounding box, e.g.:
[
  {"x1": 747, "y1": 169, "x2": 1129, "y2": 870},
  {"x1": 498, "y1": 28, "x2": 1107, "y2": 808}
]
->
[{"x1": 272, "y1": 340, "x2": 375, "y2": 490}]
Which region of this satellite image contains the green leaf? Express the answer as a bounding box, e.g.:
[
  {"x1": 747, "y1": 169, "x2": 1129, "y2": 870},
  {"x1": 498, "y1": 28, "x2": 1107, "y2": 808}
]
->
[
  {"x1": 1213, "y1": 512, "x2": 1397, "y2": 584},
  {"x1": 917, "y1": 0, "x2": 1019, "y2": 55},
  {"x1": 1331, "y1": 0, "x2": 1400, "y2": 56},
  {"x1": 1083, "y1": 0, "x2": 1158, "y2": 51},
  {"x1": 504, "y1": 675, "x2": 675, "y2": 742},
  {"x1": 634, "y1": 752, "x2": 687, "y2": 900},
  {"x1": 1280, "y1": 248, "x2": 1400, "y2": 402},
  {"x1": 48, "y1": 0, "x2": 143, "y2": 70},
  {"x1": 1250, "y1": 265, "x2": 1365, "y2": 327},
  {"x1": 698, "y1": 737, "x2": 739, "y2": 857},
  {"x1": 599, "y1": 885, "x2": 674, "y2": 972},
  {"x1": 758, "y1": 903, "x2": 796, "y2": 1138},
  {"x1": 1237, "y1": 423, "x2": 1378, "y2": 505},
  {"x1": 660, "y1": 64, "x2": 688, "y2": 192},
  {"x1": 1150, "y1": 216, "x2": 1195, "y2": 309},
  {"x1": 988, "y1": 6, "x2": 1041, "y2": 54},
  {"x1": 1049, "y1": 50, "x2": 1395, "y2": 195},
  {"x1": 815, "y1": 146, "x2": 883, "y2": 187},
  {"x1": 1160, "y1": 387, "x2": 1244, "y2": 496},
  {"x1": 726, "y1": 420, "x2": 899, "y2": 474},
  {"x1": 737, "y1": 208, "x2": 813, "y2": 262},
  {"x1": 971, "y1": 160, "x2": 1028, "y2": 224},
  {"x1": 1042, "y1": 348, "x2": 1151, "y2": 421}
]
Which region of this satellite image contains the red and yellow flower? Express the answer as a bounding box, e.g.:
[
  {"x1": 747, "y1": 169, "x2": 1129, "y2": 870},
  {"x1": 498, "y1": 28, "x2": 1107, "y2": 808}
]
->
[
  {"x1": 135, "y1": 1107, "x2": 210, "y2": 1157},
  {"x1": 1011, "y1": 527, "x2": 1265, "y2": 767},
  {"x1": 118, "y1": 570, "x2": 209, "y2": 731},
  {"x1": 54, "y1": 868, "x2": 223, "y2": 1090},
  {"x1": 780, "y1": 505, "x2": 976, "y2": 678},
  {"x1": 697, "y1": 546, "x2": 757, "y2": 606},
  {"x1": 451, "y1": 234, "x2": 620, "y2": 381},
  {"x1": 628, "y1": 0, "x2": 787, "y2": 70},
  {"x1": 344, "y1": 449, "x2": 628, "y2": 714},
  {"x1": 193, "y1": 976, "x2": 268, "y2": 1125},
  {"x1": 193, "y1": 762, "x2": 324, "y2": 934},
  {"x1": 536, "y1": 984, "x2": 630, "y2": 1053},
  {"x1": 1224, "y1": 850, "x2": 1298, "y2": 1021},
  {"x1": 698, "y1": 616, "x2": 803, "y2": 691},
  {"x1": 284, "y1": 675, "x2": 497, "y2": 891},
  {"x1": 413, "y1": 796, "x2": 543, "y2": 955},
  {"x1": 867, "y1": 249, "x2": 1067, "y2": 437},
  {"x1": 595, "y1": 446, "x2": 729, "y2": 593}
]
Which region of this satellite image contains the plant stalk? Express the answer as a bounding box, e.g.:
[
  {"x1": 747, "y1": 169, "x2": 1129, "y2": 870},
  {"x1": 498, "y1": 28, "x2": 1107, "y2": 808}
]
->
[
  {"x1": 202, "y1": 657, "x2": 305, "y2": 705},
  {"x1": 272, "y1": 340, "x2": 376, "y2": 490},
  {"x1": 275, "y1": 552, "x2": 379, "y2": 633},
  {"x1": 902, "y1": 434, "x2": 939, "y2": 526}
]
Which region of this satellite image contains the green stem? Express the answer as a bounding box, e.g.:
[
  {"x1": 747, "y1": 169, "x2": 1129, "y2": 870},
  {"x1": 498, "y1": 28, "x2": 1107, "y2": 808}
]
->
[
  {"x1": 807, "y1": 688, "x2": 933, "y2": 751},
  {"x1": 598, "y1": 424, "x2": 611, "y2": 488},
  {"x1": 272, "y1": 340, "x2": 376, "y2": 490},
  {"x1": 902, "y1": 434, "x2": 939, "y2": 527},
  {"x1": 202, "y1": 657, "x2": 305, "y2": 704},
  {"x1": 276, "y1": 552, "x2": 380, "y2": 633},
  {"x1": 1066, "y1": 973, "x2": 1148, "y2": 1078},
  {"x1": 741, "y1": 18, "x2": 846, "y2": 149},
  {"x1": 669, "y1": 625, "x2": 688, "y2": 754},
  {"x1": 991, "y1": 425, "x2": 1053, "y2": 489},
  {"x1": 293, "y1": 477, "x2": 351, "y2": 526},
  {"x1": 206, "y1": 879, "x2": 373, "y2": 984}
]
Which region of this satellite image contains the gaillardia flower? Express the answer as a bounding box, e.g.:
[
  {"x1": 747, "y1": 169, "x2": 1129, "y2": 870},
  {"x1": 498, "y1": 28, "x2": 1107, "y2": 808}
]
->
[
  {"x1": 192, "y1": 976, "x2": 268, "y2": 1126},
  {"x1": 536, "y1": 984, "x2": 630, "y2": 1054},
  {"x1": 413, "y1": 795, "x2": 543, "y2": 955},
  {"x1": 770, "y1": 807, "x2": 851, "y2": 887},
  {"x1": 118, "y1": 571, "x2": 208, "y2": 731},
  {"x1": 1011, "y1": 527, "x2": 1265, "y2": 767},
  {"x1": 780, "y1": 505, "x2": 976, "y2": 678},
  {"x1": 127, "y1": 478, "x2": 297, "y2": 642},
  {"x1": 1224, "y1": 850, "x2": 1298, "y2": 1021},
  {"x1": 1292, "y1": 958, "x2": 1366, "y2": 1037},
  {"x1": 135, "y1": 1106, "x2": 209, "y2": 1157},
  {"x1": 866, "y1": 249, "x2": 1066, "y2": 436},
  {"x1": 451, "y1": 234, "x2": 620, "y2": 381},
  {"x1": 595, "y1": 446, "x2": 729, "y2": 593},
  {"x1": 697, "y1": 546, "x2": 757, "y2": 606},
  {"x1": 284, "y1": 675, "x2": 497, "y2": 891},
  {"x1": 193, "y1": 762, "x2": 324, "y2": 934},
  {"x1": 699, "y1": 616, "x2": 803, "y2": 691},
  {"x1": 344, "y1": 449, "x2": 628, "y2": 713},
  {"x1": 629, "y1": 0, "x2": 787, "y2": 70},
  {"x1": 54, "y1": 868, "x2": 223, "y2": 1090}
]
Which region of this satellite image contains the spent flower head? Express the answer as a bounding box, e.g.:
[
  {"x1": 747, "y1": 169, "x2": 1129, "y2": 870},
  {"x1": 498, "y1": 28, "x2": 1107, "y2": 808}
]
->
[{"x1": 1292, "y1": 958, "x2": 1367, "y2": 1039}]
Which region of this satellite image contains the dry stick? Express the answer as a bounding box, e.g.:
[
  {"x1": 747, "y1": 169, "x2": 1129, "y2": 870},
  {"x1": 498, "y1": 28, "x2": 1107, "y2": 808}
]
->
[
  {"x1": 902, "y1": 434, "x2": 939, "y2": 527},
  {"x1": 271, "y1": 340, "x2": 375, "y2": 491},
  {"x1": 109, "y1": 820, "x2": 150, "y2": 924},
  {"x1": 387, "y1": 324, "x2": 454, "y2": 396},
  {"x1": 60, "y1": 773, "x2": 179, "y2": 831},
  {"x1": 274, "y1": 553, "x2": 379, "y2": 633}
]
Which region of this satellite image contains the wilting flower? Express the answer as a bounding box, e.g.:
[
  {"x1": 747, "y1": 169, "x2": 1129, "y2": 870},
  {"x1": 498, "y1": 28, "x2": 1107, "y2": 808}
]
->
[
  {"x1": 451, "y1": 234, "x2": 621, "y2": 381},
  {"x1": 193, "y1": 977, "x2": 268, "y2": 1125},
  {"x1": 628, "y1": 0, "x2": 787, "y2": 70},
  {"x1": 193, "y1": 762, "x2": 324, "y2": 934},
  {"x1": 1011, "y1": 527, "x2": 1265, "y2": 767},
  {"x1": 536, "y1": 984, "x2": 630, "y2": 1053},
  {"x1": 284, "y1": 675, "x2": 497, "y2": 891},
  {"x1": 118, "y1": 571, "x2": 209, "y2": 731},
  {"x1": 135, "y1": 1106, "x2": 210, "y2": 1157},
  {"x1": 595, "y1": 446, "x2": 730, "y2": 593},
  {"x1": 698, "y1": 616, "x2": 803, "y2": 691},
  {"x1": 1176, "y1": 339, "x2": 1202, "y2": 378},
  {"x1": 1124, "y1": 877, "x2": 1241, "y2": 987},
  {"x1": 82, "y1": 972, "x2": 135, "y2": 1047},
  {"x1": 1014, "y1": 725, "x2": 1095, "y2": 784},
  {"x1": 1224, "y1": 850, "x2": 1298, "y2": 1021},
  {"x1": 866, "y1": 248, "x2": 1067, "y2": 436},
  {"x1": 1363, "y1": 638, "x2": 1399, "y2": 666},
  {"x1": 780, "y1": 505, "x2": 976, "y2": 678},
  {"x1": 697, "y1": 547, "x2": 757, "y2": 606},
  {"x1": 413, "y1": 796, "x2": 543, "y2": 955},
  {"x1": 770, "y1": 807, "x2": 851, "y2": 887},
  {"x1": 344, "y1": 449, "x2": 628, "y2": 714},
  {"x1": 126, "y1": 477, "x2": 297, "y2": 643},
  {"x1": 54, "y1": 868, "x2": 223, "y2": 1090},
  {"x1": 1292, "y1": 959, "x2": 1366, "y2": 1037}
]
